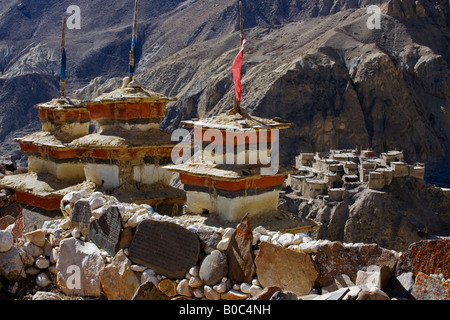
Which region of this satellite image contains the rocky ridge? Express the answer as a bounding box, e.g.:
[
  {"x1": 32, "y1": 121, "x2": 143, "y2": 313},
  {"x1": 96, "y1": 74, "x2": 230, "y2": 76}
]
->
[{"x1": 0, "y1": 190, "x2": 449, "y2": 300}]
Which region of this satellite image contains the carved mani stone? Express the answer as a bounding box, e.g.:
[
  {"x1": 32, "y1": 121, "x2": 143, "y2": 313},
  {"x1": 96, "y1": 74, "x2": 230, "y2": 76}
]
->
[
  {"x1": 128, "y1": 219, "x2": 201, "y2": 280},
  {"x1": 89, "y1": 206, "x2": 122, "y2": 256},
  {"x1": 71, "y1": 201, "x2": 92, "y2": 239}
]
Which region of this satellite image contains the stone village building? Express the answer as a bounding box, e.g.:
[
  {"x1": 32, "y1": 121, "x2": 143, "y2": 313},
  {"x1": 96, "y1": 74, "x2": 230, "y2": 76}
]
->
[{"x1": 287, "y1": 149, "x2": 426, "y2": 202}]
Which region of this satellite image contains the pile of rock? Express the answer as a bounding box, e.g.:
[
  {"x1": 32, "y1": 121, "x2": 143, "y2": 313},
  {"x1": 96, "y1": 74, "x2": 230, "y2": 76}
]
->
[{"x1": 0, "y1": 190, "x2": 449, "y2": 300}]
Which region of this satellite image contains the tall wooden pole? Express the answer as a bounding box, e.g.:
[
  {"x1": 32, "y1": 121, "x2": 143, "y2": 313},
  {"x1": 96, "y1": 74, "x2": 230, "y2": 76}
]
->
[
  {"x1": 233, "y1": 0, "x2": 245, "y2": 114},
  {"x1": 60, "y1": 17, "x2": 67, "y2": 98},
  {"x1": 129, "y1": 0, "x2": 139, "y2": 81}
]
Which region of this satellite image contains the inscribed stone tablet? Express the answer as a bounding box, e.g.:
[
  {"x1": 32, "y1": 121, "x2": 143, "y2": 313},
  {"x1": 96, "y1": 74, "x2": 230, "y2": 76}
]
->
[
  {"x1": 89, "y1": 207, "x2": 122, "y2": 256},
  {"x1": 128, "y1": 220, "x2": 200, "y2": 280},
  {"x1": 71, "y1": 201, "x2": 92, "y2": 239}
]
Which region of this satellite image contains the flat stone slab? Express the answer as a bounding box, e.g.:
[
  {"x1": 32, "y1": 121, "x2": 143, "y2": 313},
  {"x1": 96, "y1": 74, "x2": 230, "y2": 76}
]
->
[
  {"x1": 128, "y1": 220, "x2": 200, "y2": 280},
  {"x1": 89, "y1": 206, "x2": 122, "y2": 256},
  {"x1": 71, "y1": 201, "x2": 92, "y2": 239}
]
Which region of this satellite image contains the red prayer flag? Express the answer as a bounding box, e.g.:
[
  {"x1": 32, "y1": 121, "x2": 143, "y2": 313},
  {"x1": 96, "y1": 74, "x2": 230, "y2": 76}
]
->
[{"x1": 232, "y1": 38, "x2": 247, "y2": 102}]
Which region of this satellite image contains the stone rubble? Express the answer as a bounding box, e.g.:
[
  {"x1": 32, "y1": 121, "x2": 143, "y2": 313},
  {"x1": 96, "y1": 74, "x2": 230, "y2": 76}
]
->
[{"x1": 0, "y1": 189, "x2": 449, "y2": 300}]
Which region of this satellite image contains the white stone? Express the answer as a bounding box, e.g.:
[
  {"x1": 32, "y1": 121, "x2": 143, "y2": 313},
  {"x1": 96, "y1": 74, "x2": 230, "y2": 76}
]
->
[
  {"x1": 36, "y1": 273, "x2": 51, "y2": 287},
  {"x1": 271, "y1": 232, "x2": 281, "y2": 242},
  {"x1": 240, "y1": 283, "x2": 251, "y2": 294},
  {"x1": 125, "y1": 213, "x2": 152, "y2": 228},
  {"x1": 250, "y1": 285, "x2": 263, "y2": 297},
  {"x1": 90, "y1": 197, "x2": 106, "y2": 211},
  {"x1": 222, "y1": 228, "x2": 235, "y2": 239},
  {"x1": 204, "y1": 285, "x2": 221, "y2": 300},
  {"x1": 0, "y1": 230, "x2": 13, "y2": 253},
  {"x1": 62, "y1": 191, "x2": 83, "y2": 204},
  {"x1": 59, "y1": 219, "x2": 72, "y2": 231},
  {"x1": 35, "y1": 256, "x2": 50, "y2": 269},
  {"x1": 299, "y1": 240, "x2": 320, "y2": 254},
  {"x1": 50, "y1": 247, "x2": 59, "y2": 264},
  {"x1": 189, "y1": 266, "x2": 200, "y2": 277},
  {"x1": 189, "y1": 276, "x2": 204, "y2": 288},
  {"x1": 91, "y1": 192, "x2": 104, "y2": 199},
  {"x1": 72, "y1": 229, "x2": 81, "y2": 239},
  {"x1": 253, "y1": 233, "x2": 261, "y2": 246},
  {"x1": 213, "y1": 282, "x2": 227, "y2": 294},
  {"x1": 130, "y1": 265, "x2": 147, "y2": 273},
  {"x1": 252, "y1": 278, "x2": 261, "y2": 286},
  {"x1": 293, "y1": 234, "x2": 303, "y2": 245},
  {"x1": 302, "y1": 236, "x2": 312, "y2": 243},
  {"x1": 141, "y1": 269, "x2": 159, "y2": 286},
  {"x1": 259, "y1": 235, "x2": 271, "y2": 243},
  {"x1": 64, "y1": 204, "x2": 73, "y2": 217},
  {"x1": 92, "y1": 207, "x2": 108, "y2": 220},
  {"x1": 253, "y1": 226, "x2": 269, "y2": 235},
  {"x1": 356, "y1": 270, "x2": 382, "y2": 289},
  {"x1": 278, "y1": 233, "x2": 294, "y2": 247},
  {"x1": 177, "y1": 279, "x2": 193, "y2": 297},
  {"x1": 221, "y1": 289, "x2": 249, "y2": 300},
  {"x1": 217, "y1": 238, "x2": 230, "y2": 251}
]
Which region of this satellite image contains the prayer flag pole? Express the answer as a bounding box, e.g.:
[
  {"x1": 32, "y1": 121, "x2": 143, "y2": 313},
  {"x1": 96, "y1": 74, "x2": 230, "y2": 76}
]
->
[
  {"x1": 60, "y1": 17, "x2": 67, "y2": 98},
  {"x1": 129, "y1": 0, "x2": 139, "y2": 81},
  {"x1": 232, "y1": 1, "x2": 246, "y2": 115}
]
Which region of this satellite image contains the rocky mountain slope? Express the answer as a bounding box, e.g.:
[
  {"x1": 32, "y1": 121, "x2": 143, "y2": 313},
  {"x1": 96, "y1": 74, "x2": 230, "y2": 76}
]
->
[{"x1": 144, "y1": 0, "x2": 450, "y2": 175}]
